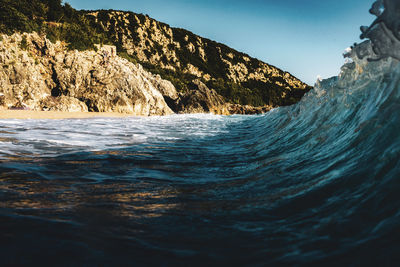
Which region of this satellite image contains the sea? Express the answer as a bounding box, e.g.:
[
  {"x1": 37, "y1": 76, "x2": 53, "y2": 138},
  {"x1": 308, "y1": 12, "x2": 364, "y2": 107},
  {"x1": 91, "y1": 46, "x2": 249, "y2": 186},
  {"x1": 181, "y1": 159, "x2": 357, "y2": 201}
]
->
[
  {"x1": 2, "y1": 5, "x2": 400, "y2": 264},
  {"x1": 1, "y1": 56, "x2": 400, "y2": 265}
]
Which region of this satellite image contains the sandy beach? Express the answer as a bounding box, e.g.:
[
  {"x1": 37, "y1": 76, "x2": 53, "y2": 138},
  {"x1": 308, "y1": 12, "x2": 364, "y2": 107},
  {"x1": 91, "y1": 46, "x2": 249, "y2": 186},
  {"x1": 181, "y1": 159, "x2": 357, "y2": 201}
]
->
[{"x1": 0, "y1": 110, "x2": 136, "y2": 120}]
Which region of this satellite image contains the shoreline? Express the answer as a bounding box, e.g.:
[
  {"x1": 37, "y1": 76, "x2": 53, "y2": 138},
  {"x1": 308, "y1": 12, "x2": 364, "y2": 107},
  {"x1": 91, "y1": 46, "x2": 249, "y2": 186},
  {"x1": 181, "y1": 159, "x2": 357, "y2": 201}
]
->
[{"x1": 0, "y1": 110, "x2": 137, "y2": 120}]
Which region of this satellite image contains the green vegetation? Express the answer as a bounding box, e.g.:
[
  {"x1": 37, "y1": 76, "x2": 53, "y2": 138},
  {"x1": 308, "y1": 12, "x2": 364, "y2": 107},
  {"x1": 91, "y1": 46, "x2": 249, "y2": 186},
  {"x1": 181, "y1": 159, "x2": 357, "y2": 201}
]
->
[
  {"x1": 0, "y1": 0, "x2": 311, "y2": 106},
  {"x1": 0, "y1": 0, "x2": 112, "y2": 51},
  {"x1": 117, "y1": 51, "x2": 136, "y2": 64},
  {"x1": 141, "y1": 62, "x2": 198, "y2": 93},
  {"x1": 19, "y1": 35, "x2": 28, "y2": 50}
]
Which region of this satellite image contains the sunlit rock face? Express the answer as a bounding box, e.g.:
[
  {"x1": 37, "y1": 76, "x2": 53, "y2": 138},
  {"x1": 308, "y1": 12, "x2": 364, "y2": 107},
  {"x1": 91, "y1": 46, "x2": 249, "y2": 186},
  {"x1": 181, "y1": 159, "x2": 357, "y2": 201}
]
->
[
  {"x1": 0, "y1": 1, "x2": 313, "y2": 114},
  {"x1": 0, "y1": 33, "x2": 174, "y2": 115},
  {"x1": 172, "y1": 79, "x2": 230, "y2": 115},
  {"x1": 0, "y1": 33, "x2": 278, "y2": 115},
  {"x1": 85, "y1": 11, "x2": 312, "y2": 107}
]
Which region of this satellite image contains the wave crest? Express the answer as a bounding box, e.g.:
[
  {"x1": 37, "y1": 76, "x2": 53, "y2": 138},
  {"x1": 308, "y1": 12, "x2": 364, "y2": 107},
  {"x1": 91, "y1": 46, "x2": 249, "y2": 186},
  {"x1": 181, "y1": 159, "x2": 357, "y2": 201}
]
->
[{"x1": 347, "y1": 0, "x2": 400, "y2": 62}]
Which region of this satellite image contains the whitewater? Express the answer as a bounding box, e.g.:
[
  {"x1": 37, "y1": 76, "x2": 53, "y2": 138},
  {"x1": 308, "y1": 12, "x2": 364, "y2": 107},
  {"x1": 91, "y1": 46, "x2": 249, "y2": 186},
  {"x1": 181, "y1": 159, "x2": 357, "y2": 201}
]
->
[{"x1": 1, "y1": 1, "x2": 400, "y2": 265}]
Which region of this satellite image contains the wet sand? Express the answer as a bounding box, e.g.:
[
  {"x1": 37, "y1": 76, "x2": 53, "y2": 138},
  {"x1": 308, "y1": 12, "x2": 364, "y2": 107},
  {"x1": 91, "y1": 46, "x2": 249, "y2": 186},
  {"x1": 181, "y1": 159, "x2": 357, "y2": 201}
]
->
[{"x1": 0, "y1": 110, "x2": 136, "y2": 119}]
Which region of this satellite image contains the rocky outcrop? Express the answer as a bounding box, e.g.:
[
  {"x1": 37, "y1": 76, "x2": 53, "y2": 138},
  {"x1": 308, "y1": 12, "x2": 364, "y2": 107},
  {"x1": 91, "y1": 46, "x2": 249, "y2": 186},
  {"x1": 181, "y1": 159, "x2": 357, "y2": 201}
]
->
[
  {"x1": 173, "y1": 80, "x2": 229, "y2": 115},
  {"x1": 0, "y1": 32, "x2": 279, "y2": 115},
  {"x1": 88, "y1": 11, "x2": 308, "y2": 86},
  {"x1": 85, "y1": 10, "x2": 312, "y2": 107},
  {"x1": 0, "y1": 0, "x2": 312, "y2": 112},
  {"x1": 227, "y1": 104, "x2": 272, "y2": 115},
  {"x1": 39, "y1": 96, "x2": 89, "y2": 112},
  {"x1": 165, "y1": 79, "x2": 272, "y2": 115},
  {"x1": 0, "y1": 32, "x2": 174, "y2": 115}
]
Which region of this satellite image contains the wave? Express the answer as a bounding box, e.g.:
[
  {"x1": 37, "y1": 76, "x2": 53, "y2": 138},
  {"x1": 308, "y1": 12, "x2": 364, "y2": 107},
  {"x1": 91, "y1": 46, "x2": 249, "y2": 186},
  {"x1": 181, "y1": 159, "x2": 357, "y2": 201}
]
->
[{"x1": 1, "y1": 1, "x2": 400, "y2": 265}]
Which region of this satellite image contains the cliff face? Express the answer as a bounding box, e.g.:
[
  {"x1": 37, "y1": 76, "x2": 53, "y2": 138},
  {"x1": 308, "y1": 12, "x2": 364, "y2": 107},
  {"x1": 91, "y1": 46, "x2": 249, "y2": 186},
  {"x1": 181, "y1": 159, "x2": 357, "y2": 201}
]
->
[
  {"x1": 0, "y1": 33, "x2": 175, "y2": 115},
  {"x1": 85, "y1": 10, "x2": 311, "y2": 107},
  {"x1": 0, "y1": 0, "x2": 312, "y2": 114},
  {"x1": 0, "y1": 32, "x2": 248, "y2": 115}
]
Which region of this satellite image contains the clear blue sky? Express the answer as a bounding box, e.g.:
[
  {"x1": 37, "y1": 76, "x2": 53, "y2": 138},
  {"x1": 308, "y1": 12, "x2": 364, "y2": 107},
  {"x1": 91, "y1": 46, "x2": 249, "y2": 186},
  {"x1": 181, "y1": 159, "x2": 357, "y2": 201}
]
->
[{"x1": 65, "y1": 0, "x2": 375, "y2": 85}]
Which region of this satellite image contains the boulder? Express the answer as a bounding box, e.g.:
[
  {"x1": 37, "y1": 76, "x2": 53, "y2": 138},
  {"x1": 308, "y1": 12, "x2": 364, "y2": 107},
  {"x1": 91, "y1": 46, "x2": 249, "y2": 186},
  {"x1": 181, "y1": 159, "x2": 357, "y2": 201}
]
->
[
  {"x1": 39, "y1": 96, "x2": 88, "y2": 112},
  {"x1": 175, "y1": 79, "x2": 230, "y2": 115}
]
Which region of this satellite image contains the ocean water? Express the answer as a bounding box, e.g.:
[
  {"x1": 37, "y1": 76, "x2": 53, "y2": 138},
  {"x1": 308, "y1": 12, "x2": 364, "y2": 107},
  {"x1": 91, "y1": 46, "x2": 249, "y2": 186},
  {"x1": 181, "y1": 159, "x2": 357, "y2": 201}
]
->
[{"x1": 1, "y1": 57, "x2": 400, "y2": 265}]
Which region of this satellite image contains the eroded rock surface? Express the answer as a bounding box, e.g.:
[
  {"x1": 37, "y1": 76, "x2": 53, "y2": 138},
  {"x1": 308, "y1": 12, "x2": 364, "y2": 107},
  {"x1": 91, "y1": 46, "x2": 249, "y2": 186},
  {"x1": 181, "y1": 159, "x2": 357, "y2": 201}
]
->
[
  {"x1": 174, "y1": 80, "x2": 229, "y2": 115},
  {"x1": 85, "y1": 11, "x2": 311, "y2": 106},
  {"x1": 0, "y1": 33, "x2": 174, "y2": 115},
  {"x1": 0, "y1": 32, "x2": 279, "y2": 115}
]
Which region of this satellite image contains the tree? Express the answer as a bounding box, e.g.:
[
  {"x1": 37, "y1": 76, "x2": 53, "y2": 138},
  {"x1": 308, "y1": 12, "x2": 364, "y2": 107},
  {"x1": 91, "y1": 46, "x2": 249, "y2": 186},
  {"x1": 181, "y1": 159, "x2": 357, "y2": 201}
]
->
[{"x1": 46, "y1": 0, "x2": 63, "y2": 21}]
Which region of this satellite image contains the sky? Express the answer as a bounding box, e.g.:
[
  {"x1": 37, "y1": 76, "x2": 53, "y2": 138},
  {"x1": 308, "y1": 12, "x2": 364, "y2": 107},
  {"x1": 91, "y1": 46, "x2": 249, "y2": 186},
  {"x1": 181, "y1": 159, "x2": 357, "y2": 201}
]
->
[{"x1": 65, "y1": 0, "x2": 376, "y2": 85}]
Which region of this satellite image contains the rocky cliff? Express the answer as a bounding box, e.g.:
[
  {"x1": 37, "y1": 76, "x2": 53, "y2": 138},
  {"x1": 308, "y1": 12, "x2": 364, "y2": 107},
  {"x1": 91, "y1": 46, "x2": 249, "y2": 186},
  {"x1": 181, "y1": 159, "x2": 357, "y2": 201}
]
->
[
  {"x1": 84, "y1": 10, "x2": 311, "y2": 107},
  {"x1": 0, "y1": 33, "x2": 175, "y2": 115},
  {"x1": 0, "y1": 0, "x2": 312, "y2": 115},
  {"x1": 1, "y1": 33, "x2": 262, "y2": 115}
]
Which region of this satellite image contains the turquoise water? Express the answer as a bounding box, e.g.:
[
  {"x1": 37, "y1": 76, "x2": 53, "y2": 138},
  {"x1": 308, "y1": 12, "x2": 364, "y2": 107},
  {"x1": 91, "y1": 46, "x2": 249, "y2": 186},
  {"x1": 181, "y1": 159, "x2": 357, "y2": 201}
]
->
[{"x1": 1, "y1": 58, "x2": 400, "y2": 264}]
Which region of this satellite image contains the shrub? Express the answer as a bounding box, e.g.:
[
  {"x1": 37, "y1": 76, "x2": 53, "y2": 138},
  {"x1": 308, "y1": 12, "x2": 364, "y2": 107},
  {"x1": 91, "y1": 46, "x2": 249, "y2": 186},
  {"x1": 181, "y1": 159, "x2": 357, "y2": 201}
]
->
[
  {"x1": 19, "y1": 35, "x2": 28, "y2": 50},
  {"x1": 118, "y1": 51, "x2": 138, "y2": 64}
]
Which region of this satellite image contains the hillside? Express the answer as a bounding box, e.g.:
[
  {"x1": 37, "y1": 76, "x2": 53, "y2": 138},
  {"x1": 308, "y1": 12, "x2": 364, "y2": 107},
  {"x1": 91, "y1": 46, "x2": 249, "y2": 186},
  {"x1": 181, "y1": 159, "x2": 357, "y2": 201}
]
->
[{"x1": 0, "y1": 0, "x2": 312, "y2": 109}]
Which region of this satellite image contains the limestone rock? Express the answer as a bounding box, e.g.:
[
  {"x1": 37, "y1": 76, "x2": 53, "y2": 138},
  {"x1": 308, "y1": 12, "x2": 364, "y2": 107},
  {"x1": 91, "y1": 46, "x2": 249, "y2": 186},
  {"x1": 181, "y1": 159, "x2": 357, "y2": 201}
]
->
[
  {"x1": 85, "y1": 10, "x2": 311, "y2": 107},
  {"x1": 0, "y1": 93, "x2": 6, "y2": 109},
  {"x1": 39, "y1": 96, "x2": 89, "y2": 112},
  {"x1": 174, "y1": 80, "x2": 230, "y2": 115},
  {"x1": 147, "y1": 73, "x2": 179, "y2": 100},
  {"x1": 0, "y1": 33, "x2": 175, "y2": 116},
  {"x1": 0, "y1": 32, "x2": 278, "y2": 116},
  {"x1": 227, "y1": 104, "x2": 272, "y2": 115}
]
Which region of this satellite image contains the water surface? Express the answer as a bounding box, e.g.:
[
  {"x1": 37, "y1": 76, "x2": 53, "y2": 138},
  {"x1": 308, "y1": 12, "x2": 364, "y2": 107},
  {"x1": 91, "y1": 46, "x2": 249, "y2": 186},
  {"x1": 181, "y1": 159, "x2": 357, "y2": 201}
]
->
[{"x1": 1, "y1": 64, "x2": 400, "y2": 265}]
